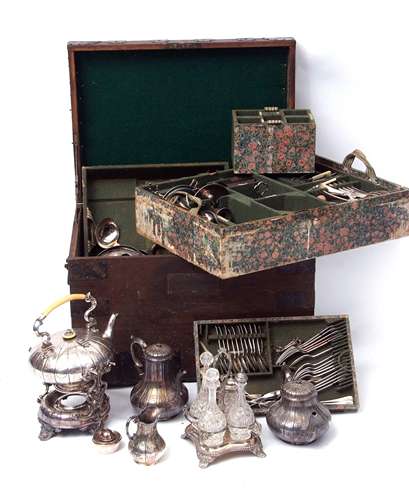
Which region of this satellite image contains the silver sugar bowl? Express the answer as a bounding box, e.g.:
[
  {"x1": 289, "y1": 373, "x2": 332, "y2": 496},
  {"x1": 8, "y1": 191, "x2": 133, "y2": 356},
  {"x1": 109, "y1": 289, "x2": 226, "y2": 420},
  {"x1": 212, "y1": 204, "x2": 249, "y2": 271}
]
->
[{"x1": 266, "y1": 379, "x2": 331, "y2": 444}]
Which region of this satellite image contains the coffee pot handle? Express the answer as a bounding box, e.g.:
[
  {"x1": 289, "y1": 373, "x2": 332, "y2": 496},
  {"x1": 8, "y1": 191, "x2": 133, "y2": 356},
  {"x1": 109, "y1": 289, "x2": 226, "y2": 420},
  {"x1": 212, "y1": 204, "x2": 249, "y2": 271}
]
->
[
  {"x1": 33, "y1": 293, "x2": 92, "y2": 346},
  {"x1": 130, "y1": 337, "x2": 147, "y2": 372}
]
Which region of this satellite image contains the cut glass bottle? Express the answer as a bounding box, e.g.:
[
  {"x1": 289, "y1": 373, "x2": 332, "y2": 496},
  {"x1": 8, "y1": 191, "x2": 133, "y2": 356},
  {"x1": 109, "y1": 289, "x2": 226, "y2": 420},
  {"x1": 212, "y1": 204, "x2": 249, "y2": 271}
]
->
[
  {"x1": 197, "y1": 368, "x2": 226, "y2": 448},
  {"x1": 227, "y1": 372, "x2": 255, "y2": 442},
  {"x1": 188, "y1": 351, "x2": 214, "y2": 421}
]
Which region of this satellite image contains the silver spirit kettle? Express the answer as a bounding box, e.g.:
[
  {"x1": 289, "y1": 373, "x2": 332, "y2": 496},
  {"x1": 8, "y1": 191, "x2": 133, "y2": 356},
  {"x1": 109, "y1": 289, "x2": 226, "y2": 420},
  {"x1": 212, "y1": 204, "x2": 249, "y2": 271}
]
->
[
  {"x1": 29, "y1": 292, "x2": 118, "y2": 441},
  {"x1": 30, "y1": 292, "x2": 118, "y2": 387}
]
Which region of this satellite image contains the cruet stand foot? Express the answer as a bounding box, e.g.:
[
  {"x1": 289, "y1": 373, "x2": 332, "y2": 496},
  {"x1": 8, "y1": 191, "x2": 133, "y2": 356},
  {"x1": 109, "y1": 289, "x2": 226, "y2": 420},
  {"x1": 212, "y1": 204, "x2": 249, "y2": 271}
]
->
[
  {"x1": 251, "y1": 441, "x2": 266, "y2": 458},
  {"x1": 198, "y1": 452, "x2": 215, "y2": 468},
  {"x1": 182, "y1": 423, "x2": 266, "y2": 468}
]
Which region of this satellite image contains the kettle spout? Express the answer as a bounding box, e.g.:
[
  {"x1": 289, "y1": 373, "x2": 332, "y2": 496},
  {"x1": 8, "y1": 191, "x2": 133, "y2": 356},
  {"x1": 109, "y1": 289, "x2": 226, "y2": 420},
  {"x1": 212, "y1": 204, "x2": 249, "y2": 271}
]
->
[{"x1": 102, "y1": 313, "x2": 119, "y2": 340}]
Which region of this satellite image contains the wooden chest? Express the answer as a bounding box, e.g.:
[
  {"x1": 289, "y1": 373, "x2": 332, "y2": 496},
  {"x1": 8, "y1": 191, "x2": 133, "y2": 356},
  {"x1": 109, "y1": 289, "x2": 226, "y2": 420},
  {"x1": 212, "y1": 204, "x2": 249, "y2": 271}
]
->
[
  {"x1": 232, "y1": 107, "x2": 316, "y2": 174},
  {"x1": 135, "y1": 149, "x2": 409, "y2": 279},
  {"x1": 65, "y1": 38, "x2": 316, "y2": 386}
]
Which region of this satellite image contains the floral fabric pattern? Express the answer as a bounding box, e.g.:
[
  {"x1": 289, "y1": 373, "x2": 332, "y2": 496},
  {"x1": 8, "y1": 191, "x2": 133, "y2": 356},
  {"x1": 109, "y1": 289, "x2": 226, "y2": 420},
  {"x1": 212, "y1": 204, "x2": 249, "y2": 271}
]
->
[
  {"x1": 233, "y1": 113, "x2": 316, "y2": 174},
  {"x1": 135, "y1": 166, "x2": 409, "y2": 279}
]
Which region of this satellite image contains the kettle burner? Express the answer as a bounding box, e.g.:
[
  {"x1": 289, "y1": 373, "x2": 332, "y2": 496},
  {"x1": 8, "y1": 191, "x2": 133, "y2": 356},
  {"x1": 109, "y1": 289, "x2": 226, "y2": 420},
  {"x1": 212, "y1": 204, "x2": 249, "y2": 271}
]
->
[{"x1": 29, "y1": 292, "x2": 118, "y2": 440}]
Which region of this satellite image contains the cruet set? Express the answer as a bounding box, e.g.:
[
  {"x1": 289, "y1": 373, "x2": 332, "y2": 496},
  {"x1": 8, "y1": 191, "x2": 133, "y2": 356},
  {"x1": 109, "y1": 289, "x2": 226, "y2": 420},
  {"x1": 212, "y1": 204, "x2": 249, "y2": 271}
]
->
[
  {"x1": 183, "y1": 351, "x2": 264, "y2": 468},
  {"x1": 183, "y1": 350, "x2": 331, "y2": 467}
]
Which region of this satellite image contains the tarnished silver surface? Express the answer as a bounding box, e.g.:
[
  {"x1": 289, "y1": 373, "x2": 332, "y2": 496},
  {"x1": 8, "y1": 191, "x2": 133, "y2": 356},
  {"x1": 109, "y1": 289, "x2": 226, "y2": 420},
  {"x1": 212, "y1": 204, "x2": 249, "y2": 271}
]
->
[
  {"x1": 38, "y1": 384, "x2": 110, "y2": 440},
  {"x1": 266, "y1": 378, "x2": 331, "y2": 445},
  {"x1": 30, "y1": 293, "x2": 119, "y2": 441},
  {"x1": 184, "y1": 368, "x2": 264, "y2": 468},
  {"x1": 29, "y1": 327, "x2": 115, "y2": 385},
  {"x1": 127, "y1": 407, "x2": 166, "y2": 466},
  {"x1": 182, "y1": 424, "x2": 265, "y2": 468},
  {"x1": 92, "y1": 428, "x2": 122, "y2": 454},
  {"x1": 95, "y1": 218, "x2": 120, "y2": 249},
  {"x1": 97, "y1": 246, "x2": 144, "y2": 257},
  {"x1": 130, "y1": 338, "x2": 188, "y2": 420}
]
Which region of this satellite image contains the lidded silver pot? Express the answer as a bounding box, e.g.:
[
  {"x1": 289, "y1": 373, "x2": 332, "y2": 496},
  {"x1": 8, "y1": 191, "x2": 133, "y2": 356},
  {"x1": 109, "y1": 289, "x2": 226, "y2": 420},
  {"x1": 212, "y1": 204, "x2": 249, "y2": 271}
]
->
[
  {"x1": 266, "y1": 375, "x2": 331, "y2": 445},
  {"x1": 130, "y1": 338, "x2": 188, "y2": 420}
]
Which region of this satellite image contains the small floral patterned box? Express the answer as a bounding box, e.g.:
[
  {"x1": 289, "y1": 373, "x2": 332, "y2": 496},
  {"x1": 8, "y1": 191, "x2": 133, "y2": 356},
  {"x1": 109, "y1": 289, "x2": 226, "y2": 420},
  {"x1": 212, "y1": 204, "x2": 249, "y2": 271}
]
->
[{"x1": 232, "y1": 107, "x2": 316, "y2": 174}]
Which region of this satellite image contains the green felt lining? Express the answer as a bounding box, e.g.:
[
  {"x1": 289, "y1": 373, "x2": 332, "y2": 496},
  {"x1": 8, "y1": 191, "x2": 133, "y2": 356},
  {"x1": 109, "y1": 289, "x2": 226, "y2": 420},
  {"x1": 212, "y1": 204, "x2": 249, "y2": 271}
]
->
[
  {"x1": 258, "y1": 193, "x2": 326, "y2": 211},
  {"x1": 147, "y1": 166, "x2": 391, "y2": 226},
  {"x1": 148, "y1": 169, "x2": 324, "y2": 224},
  {"x1": 83, "y1": 163, "x2": 227, "y2": 255},
  {"x1": 217, "y1": 195, "x2": 278, "y2": 223},
  {"x1": 232, "y1": 180, "x2": 291, "y2": 197},
  {"x1": 75, "y1": 47, "x2": 289, "y2": 166}
]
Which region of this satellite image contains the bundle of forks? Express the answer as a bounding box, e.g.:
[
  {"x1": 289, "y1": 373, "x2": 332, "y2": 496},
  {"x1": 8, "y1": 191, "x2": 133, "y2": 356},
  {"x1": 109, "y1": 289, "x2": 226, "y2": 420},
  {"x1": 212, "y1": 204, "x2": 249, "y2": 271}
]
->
[
  {"x1": 247, "y1": 320, "x2": 354, "y2": 410},
  {"x1": 209, "y1": 323, "x2": 271, "y2": 375},
  {"x1": 275, "y1": 319, "x2": 352, "y2": 389},
  {"x1": 307, "y1": 176, "x2": 386, "y2": 201}
]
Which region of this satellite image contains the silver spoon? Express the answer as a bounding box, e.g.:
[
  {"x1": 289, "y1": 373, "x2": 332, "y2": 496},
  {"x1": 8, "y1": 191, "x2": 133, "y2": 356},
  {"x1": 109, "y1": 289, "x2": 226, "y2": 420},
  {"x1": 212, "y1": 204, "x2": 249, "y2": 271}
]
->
[{"x1": 95, "y1": 218, "x2": 120, "y2": 249}]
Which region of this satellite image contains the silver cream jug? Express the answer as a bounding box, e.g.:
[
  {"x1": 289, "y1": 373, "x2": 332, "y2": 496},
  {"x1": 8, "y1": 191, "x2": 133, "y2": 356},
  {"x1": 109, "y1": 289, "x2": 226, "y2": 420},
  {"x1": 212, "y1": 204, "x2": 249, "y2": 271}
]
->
[{"x1": 126, "y1": 407, "x2": 166, "y2": 465}]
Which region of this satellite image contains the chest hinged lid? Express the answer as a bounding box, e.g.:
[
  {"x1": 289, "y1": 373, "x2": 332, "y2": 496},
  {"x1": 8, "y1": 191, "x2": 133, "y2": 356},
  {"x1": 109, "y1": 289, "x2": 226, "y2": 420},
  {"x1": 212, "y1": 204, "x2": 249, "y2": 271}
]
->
[{"x1": 68, "y1": 38, "x2": 296, "y2": 200}]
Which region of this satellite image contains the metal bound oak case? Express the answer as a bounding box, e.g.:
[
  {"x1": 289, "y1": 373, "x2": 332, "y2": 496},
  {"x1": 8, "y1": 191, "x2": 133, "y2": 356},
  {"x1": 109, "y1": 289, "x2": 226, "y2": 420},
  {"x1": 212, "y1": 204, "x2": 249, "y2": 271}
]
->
[
  {"x1": 193, "y1": 315, "x2": 359, "y2": 414},
  {"x1": 232, "y1": 107, "x2": 316, "y2": 174},
  {"x1": 65, "y1": 38, "x2": 316, "y2": 386},
  {"x1": 135, "y1": 149, "x2": 409, "y2": 279}
]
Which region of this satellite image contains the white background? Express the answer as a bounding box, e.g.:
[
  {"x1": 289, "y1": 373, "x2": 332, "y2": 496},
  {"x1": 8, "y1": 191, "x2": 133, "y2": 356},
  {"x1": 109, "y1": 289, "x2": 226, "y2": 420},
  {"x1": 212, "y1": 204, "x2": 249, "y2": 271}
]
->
[{"x1": 1, "y1": 1, "x2": 408, "y2": 499}]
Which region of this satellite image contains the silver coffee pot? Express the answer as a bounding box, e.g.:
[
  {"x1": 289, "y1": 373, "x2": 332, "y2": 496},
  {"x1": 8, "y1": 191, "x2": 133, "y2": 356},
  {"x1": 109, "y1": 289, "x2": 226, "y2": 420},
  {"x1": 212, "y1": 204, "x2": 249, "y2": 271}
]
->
[{"x1": 130, "y1": 338, "x2": 188, "y2": 420}]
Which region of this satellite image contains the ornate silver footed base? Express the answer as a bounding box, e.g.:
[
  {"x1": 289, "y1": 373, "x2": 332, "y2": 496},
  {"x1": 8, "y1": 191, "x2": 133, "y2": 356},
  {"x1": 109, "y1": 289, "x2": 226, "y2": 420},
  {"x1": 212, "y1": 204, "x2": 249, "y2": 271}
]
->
[
  {"x1": 182, "y1": 424, "x2": 266, "y2": 468},
  {"x1": 39, "y1": 422, "x2": 59, "y2": 441},
  {"x1": 38, "y1": 417, "x2": 104, "y2": 441},
  {"x1": 37, "y1": 389, "x2": 110, "y2": 440}
]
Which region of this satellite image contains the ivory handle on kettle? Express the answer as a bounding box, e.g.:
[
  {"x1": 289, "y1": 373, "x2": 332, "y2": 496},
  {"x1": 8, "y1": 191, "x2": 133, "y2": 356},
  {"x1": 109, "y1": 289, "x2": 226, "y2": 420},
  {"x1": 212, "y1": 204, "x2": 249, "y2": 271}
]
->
[
  {"x1": 41, "y1": 293, "x2": 87, "y2": 318},
  {"x1": 33, "y1": 293, "x2": 93, "y2": 344}
]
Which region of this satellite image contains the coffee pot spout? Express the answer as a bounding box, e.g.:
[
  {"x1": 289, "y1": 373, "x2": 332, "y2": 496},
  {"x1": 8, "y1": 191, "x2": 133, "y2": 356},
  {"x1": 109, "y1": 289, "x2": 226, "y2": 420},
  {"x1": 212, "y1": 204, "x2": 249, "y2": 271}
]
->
[
  {"x1": 102, "y1": 313, "x2": 119, "y2": 340},
  {"x1": 175, "y1": 369, "x2": 187, "y2": 391}
]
